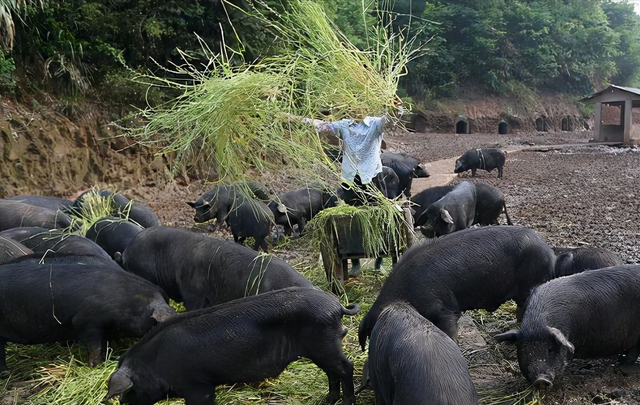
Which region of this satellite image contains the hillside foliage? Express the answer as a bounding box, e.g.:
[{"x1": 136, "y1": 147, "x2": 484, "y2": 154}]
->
[{"x1": 0, "y1": 0, "x2": 639, "y2": 113}]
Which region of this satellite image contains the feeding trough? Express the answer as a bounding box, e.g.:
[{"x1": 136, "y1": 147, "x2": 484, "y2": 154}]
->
[{"x1": 314, "y1": 206, "x2": 414, "y2": 293}]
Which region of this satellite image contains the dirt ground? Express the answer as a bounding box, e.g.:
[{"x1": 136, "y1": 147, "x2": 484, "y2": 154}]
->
[{"x1": 138, "y1": 127, "x2": 640, "y2": 404}]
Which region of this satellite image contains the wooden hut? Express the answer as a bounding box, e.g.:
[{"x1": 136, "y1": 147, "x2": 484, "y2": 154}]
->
[{"x1": 582, "y1": 85, "x2": 640, "y2": 145}]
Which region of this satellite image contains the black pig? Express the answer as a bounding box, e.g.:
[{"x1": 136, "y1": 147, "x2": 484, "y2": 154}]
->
[
  {"x1": 411, "y1": 185, "x2": 454, "y2": 226},
  {"x1": 4, "y1": 231, "x2": 112, "y2": 262},
  {"x1": 0, "y1": 262, "x2": 175, "y2": 371},
  {"x1": 495, "y1": 266, "x2": 640, "y2": 389},
  {"x1": 371, "y1": 166, "x2": 401, "y2": 199},
  {"x1": 0, "y1": 236, "x2": 33, "y2": 264},
  {"x1": 116, "y1": 226, "x2": 312, "y2": 310},
  {"x1": 0, "y1": 200, "x2": 72, "y2": 231},
  {"x1": 381, "y1": 151, "x2": 430, "y2": 197},
  {"x1": 474, "y1": 182, "x2": 513, "y2": 225},
  {"x1": 268, "y1": 188, "x2": 333, "y2": 236},
  {"x1": 85, "y1": 216, "x2": 144, "y2": 259},
  {"x1": 553, "y1": 246, "x2": 624, "y2": 277},
  {"x1": 454, "y1": 148, "x2": 506, "y2": 178},
  {"x1": 419, "y1": 181, "x2": 477, "y2": 238},
  {"x1": 7, "y1": 195, "x2": 73, "y2": 212},
  {"x1": 413, "y1": 183, "x2": 512, "y2": 228},
  {"x1": 359, "y1": 225, "x2": 555, "y2": 346},
  {"x1": 106, "y1": 287, "x2": 360, "y2": 405},
  {"x1": 186, "y1": 182, "x2": 271, "y2": 229},
  {"x1": 368, "y1": 301, "x2": 478, "y2": 404}
]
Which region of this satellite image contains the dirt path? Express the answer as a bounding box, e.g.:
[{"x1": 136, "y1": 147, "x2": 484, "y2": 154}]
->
[{"x1": 410, "y1": 141, "x2": 623, "y2": 192}]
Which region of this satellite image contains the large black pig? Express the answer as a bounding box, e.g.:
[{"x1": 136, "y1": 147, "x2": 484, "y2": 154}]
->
[
  {"x1": 495, "y1": 265, "x2": 640, "y2": 389},
  {"x1": 186, "y1": 182, "x2": 271, "y2": 228},
  {"x1": 7, "y1": 195, "x2": 74, "y2": 212},
  {"x1": 0, "y1": 236, "x2": 33, "y2": 264},
  {"x1": 367, "y1": 301, "x2": 478, "y2": 405},
  {"x1": 0, "y1": 200, "x2": 72, "y2": 231},
  {"x1": 358, "y1": 225, "x2": 555, "y2": 347},
  {"x1": 553, "y1": 246, "x2": 624, "y2": 277},
  {"x1": 419, "y1": 181, "x2": 477, "y2": 238},
  {"x1": 454, "y1": 148, "x2": 506, "y2": 178},
  {"x1": 381, "y1": 151, "x2": 430, "y2": 197},
  {"x1": 116, "y1": 226, "x2": 313, "y2": 310},
  {"x1": 3, "y1": 230, "x2": 112, "y2": 262},
  {"x1": 85, "y1": 216, "x2": 144, "y2": 259},
  {"x1": 106, "y1": 287, "x2": 360, "y2": 405},
  {"x1": 0, "y1": 262, "x2": 175, "y2": 371},
  {"x1": 0, "y1": 226, "x2": 50, "y2": 241},
  {"x1": 411, "y1": 185, "x2": 454, "y2": 226},
  {"x1": 413, "y1": 183, "x2": 512, "y2": 228},
  {"x1": 268, "y1": 188, "x2": 333, "y2": 236}
]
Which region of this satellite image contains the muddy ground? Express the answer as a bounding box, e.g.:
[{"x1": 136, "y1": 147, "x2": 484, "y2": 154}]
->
[{"x1": 138, "y1": 128, "x2": 640, "y2": 404}]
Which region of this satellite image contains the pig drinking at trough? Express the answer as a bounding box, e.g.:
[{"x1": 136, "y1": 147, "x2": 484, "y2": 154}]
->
[
  {"x1": 358, "y1": 225, "x2": 555, "y2": 347},
  {"x1": 495, "y1": 265, "x2": 640, "y2": 389},
  {"x1": 0, "y1": 262, "x2": 175, "y2": 371},
  {"x1": 116, "y1": 226, "x2": 313, "y2": 310},
  {"x1": 85, "y1": 216, "x2": 144, "y2": 259},
  {"x1": 419, "y1": 181, "x2": 477, "y2": 238},
  {"x1": 367, "y1": 301, "x2": 478, "y2": 405},
  {"x1": 381, "y1": 151, "x2": 430, "y2": 197},
  {"x1": 106, "y1": 287, "x2": 360, "y2": 405},
  {"x1": 268, "y1": 188, "x2": 333, "y2": 236},
  {"x1": 0, "y1": 199, "x2": 72, "y2": 231},
  {"x1": 454, "y1": 148, "x2": 506, "y2": 178},
  {"x1": 552, "y1": 246, "x2": 624, "y2": 277}
]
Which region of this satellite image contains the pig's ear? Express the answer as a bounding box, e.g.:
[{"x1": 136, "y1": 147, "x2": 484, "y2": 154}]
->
[
  {"x1": 494, "y1": 329, "x2": 519, "y2": 343},
  {"x1": 547, "y1": 326, "x2": 575, "y2": 355},
  {"x1": 440, "y1": 208, "x2": 454, "y2": 224},
  {"x1": 106, "y1": 367, "x2": 134, "y2": 399},
  {"x1": 186, "y1": 201, "x2": 197, "y2": 208}
]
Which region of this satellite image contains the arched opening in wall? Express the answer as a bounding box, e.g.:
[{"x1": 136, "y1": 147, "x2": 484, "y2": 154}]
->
[
  {"x1": 566, "y1": 116, "x2": 574, "y2": 131},
  {"x1": 498, "y1": 121, "x2": 508, "y2": 134},
  {"x1": 536, "y1": 117, "x2": 548, "y2": 132},
  {"x1": 455, "y1": 116, "x2": 469, "y2": 134},
  {"x1": 561, "y1": 117, "x2": 569, "y2": 131}
]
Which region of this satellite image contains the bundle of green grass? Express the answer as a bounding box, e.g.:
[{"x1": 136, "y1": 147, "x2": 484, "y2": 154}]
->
[{"x1": 131, "y1": 0, "x2": 415, "y2": 185}]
